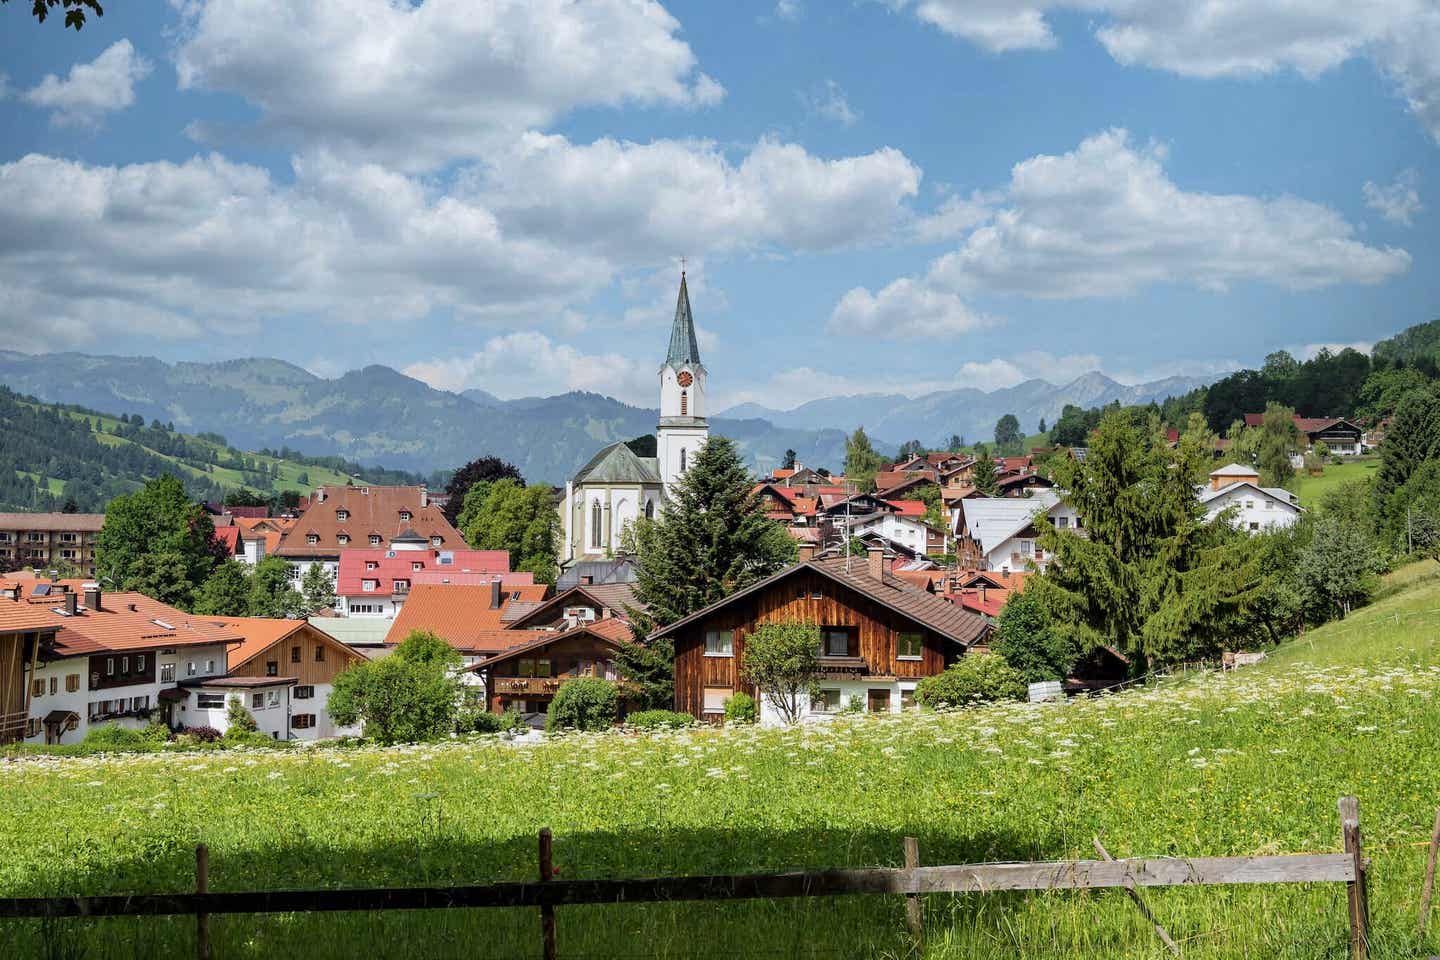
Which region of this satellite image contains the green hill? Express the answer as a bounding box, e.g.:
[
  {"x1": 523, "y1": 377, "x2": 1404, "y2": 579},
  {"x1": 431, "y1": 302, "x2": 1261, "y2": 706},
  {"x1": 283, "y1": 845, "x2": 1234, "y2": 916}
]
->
[{"x1": 0, "y1": 385, "x2": 427, "y2": 512}]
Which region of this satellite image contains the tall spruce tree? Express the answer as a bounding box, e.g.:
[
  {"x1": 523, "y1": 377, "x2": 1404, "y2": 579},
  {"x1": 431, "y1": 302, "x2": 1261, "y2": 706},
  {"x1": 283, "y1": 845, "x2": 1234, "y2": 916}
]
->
[
  {"x1": 844, "y1": 427, "x2": 883, "y2": 491},
  {"x1": 1376, "y1": 387, "x2": 1440, "y2": 528},
  {"x1": 971, "y1": 445, "x2": 999, "y2": 496},
  {"x1": 1031, "y1": 410, "x2": 1265, "y2": 669}
]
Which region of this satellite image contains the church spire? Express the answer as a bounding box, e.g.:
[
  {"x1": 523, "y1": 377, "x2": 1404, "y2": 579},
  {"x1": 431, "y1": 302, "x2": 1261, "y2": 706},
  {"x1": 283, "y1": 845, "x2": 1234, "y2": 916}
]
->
[{"x1": 665, "y1": 270, "x2": 701, "y2": 367}]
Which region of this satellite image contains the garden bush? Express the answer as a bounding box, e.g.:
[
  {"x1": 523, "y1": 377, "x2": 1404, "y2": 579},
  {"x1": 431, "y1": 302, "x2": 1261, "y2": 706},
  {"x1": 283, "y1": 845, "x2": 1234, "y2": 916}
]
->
[
  {"x1": 722, "y1": 692, "x2": 757, "y2": 724},
  {"x1": 545, "y1": 677, "x2": 618, "y2": 732},
  {"x1": 500, "y1": 707, "x2": 530, "y2": 734},
  {"x1": 80, "y1": 724, "x2": 152, "y2": 751},
  {"x1": 626, "y1": 709, "x2": 696, "y2": 730},
  {"x1": 182, "y1": 725, "x2": 222, "y2": 743},
  {"x1": 914, "y1": 653, "x2": 1027, "y2": 708},
  {"x1": 457, "y1": 705, "x2": 503, "y2": 734}
]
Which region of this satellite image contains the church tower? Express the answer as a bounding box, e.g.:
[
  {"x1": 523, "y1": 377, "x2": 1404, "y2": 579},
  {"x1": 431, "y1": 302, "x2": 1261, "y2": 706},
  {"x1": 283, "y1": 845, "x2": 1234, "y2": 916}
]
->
[{"x1": 656, "y1": 270, "x2": 709, "y2": 498}]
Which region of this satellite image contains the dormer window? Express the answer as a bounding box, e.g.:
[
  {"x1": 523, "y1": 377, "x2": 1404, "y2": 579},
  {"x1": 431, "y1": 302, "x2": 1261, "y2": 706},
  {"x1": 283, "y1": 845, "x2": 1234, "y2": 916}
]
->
[
  {"x1": 362, "y1": 579, "x2": 377, "y2": 592},
  {"x1": 369, "y1": 534, "x2": 381, "y2": 546},
  {"x1": 306, "y1": 534, "x2": 319, "y2": 545},
  {"x1": 431, "y1": 536, "x2": 442, "y2": 547},
  {"x1": 337, "y1": 535, "x2": 350, "y2": 546},
  {"x1": 399, "y1": 510, "x2": 412, "y2": 522},
  {"x1": 336, "y1": 510, "x2": 349, "y2": 522},
  {"x1": 412, "y1": 562, "x2": 423, "y2": 571},
  {"x1": 366, "y1": 561, "x2": 378, "y2": 571}
]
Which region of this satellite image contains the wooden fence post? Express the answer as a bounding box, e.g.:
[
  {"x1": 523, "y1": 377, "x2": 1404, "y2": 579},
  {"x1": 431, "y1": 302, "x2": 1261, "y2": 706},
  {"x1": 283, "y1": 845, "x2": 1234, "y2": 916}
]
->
[
  {"x1": 1418, "y1": 806, "x2": 1440, "y2": 937},
  {"x1": 1093, "y1": 838, "x2": 1180, "y2": 956},
  {"x1": 1339, "y1": 797, "x2": 1369, "y2": 960},
  {"x1": 538, "y1": 828, "x2": 556, "y2": 960},
  {"x1": 902, "y1": 837, "x2": 922, "y2": 942},
  {"x1": 194, "y1": 844, "x2": 210, "y2": 960}
]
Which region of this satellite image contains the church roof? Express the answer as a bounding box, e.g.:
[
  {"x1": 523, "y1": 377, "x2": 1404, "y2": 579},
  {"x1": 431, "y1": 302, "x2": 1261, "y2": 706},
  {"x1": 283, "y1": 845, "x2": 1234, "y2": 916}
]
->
[
  {"x1": 573, "y1": 442, "x2": 662, "y2": 486},
  {"x1": 665, "y1": 272, "x2": 701, "y2": 367}
]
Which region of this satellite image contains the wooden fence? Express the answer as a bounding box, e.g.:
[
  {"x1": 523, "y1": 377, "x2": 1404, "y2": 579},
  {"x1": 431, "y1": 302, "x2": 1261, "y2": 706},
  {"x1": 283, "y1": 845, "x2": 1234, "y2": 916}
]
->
[{"x1": 0, "y1": 797, "x2": 1373, "y2": 960}]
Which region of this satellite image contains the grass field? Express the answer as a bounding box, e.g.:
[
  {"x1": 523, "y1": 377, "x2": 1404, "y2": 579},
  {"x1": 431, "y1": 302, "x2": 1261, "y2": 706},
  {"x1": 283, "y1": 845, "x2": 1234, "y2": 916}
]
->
[
  {"x1": 3, "y1": 569, "x2": 1440, "y2": 958},
  {"x1": 1289, "y1": 457, "x2": 1381, "y2": 508}
]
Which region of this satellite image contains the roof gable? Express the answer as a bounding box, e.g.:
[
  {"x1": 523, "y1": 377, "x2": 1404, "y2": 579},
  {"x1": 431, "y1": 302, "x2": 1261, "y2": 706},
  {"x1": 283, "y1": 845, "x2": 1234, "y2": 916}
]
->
[{"x1": 573, "y1": 442, "x2": 663, "y2": 485}]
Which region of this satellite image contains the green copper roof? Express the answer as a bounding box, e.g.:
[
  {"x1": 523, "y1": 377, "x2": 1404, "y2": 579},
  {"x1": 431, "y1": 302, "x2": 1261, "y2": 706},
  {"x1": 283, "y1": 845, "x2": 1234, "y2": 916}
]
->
[
  {"x1": 665, "y1": 272, "x2": 701, "y2": 367},
  {"x1": 573, "y1": 442, "x2": 662, "y2": 485}
]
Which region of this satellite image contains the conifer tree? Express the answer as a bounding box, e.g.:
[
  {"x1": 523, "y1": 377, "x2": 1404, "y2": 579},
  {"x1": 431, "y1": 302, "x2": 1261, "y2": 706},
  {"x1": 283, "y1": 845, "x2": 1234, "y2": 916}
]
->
[
  {"x1": 971, "y1": 445, "x2": 999, "y2": 496},
  {"x1": 844, "y1": 427, "x2": 883, "y2": 490},
  {"x1": 1376, "y1": 387, "x2": 1440, "y2": 525}
]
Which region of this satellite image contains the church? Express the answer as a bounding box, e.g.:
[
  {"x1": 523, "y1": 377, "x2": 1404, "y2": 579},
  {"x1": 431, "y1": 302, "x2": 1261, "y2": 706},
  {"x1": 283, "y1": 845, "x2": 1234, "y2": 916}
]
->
[{"x1": 560, "y1": 272, "x2": 709, "y2": 564}]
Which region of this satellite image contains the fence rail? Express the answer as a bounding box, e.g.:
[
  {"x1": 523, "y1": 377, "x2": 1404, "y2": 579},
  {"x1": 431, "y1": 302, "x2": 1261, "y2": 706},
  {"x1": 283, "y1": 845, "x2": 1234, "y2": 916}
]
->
[{"x1": 0, "y1": 797, "x2": 1372, "y2": 960}]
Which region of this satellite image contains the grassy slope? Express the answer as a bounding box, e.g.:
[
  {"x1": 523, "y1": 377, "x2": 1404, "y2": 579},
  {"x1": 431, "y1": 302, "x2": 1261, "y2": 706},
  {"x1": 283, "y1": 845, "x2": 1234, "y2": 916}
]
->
[
  {"x1": 3, "y1": 573, "x2": 1440, "y2": 958},
  {"x1": 15, "y1": 403, "x2": 358, "y2": 497},
  {"x1": 1289, "y1": 457, "x2": 1381, "y2": 509}
]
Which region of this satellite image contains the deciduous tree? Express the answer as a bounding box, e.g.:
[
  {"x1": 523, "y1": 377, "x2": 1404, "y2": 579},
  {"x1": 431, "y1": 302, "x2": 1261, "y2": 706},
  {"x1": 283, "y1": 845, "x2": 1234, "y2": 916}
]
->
[
  {"x1": 194, "y1": 559, "x2": 251, "y2": 617},
  {"x1": 844, "y1": 427, "x2": 883, "y2": 490},
  {"x1": 247, "y1": 556, "x2": 305, "y2": 618},
  {"x1": 461, "y1": 479, "x2": 561, "y2": 584},
  {"x1": 96, "y1": 475, "x2": 222, "y2": 606},
  {"x1": 740, "y1": 621, "x2": 821, "y2": 725},
  {"x1": 443, "y1": 456, "x2": 522, "y2": 526}
]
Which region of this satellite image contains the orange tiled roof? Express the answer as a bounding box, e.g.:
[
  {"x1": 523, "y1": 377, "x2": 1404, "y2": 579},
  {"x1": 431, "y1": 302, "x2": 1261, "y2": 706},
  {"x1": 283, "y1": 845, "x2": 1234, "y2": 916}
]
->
[
  {"x1": 207, "y1": 617, "x2": 358, "y2": 671},
  {"x1": 277, "y1": 485, "x2": 461, "y2": 558},
  {"x1": 13, "y1": 591, "x2": 244, "y2": 657},
  {"x1": 383, "y1": 583, "x2": 551, "y2": 651}
]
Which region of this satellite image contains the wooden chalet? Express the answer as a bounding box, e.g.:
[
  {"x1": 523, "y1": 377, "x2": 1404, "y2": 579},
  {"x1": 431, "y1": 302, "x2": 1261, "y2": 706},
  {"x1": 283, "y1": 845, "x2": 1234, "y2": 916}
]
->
[
  {"x1": 653, "y1": 546, "x2": 990, "y2": 723},
  {"x1": 503, "y1": 583, "x2": 642, "y2": 631},
  {"x1": 0, "y1": 596, "x2": 58, "y2": 744},
  {"x1": 471, "y1": 618, "x2": 636, "y2": 716}
]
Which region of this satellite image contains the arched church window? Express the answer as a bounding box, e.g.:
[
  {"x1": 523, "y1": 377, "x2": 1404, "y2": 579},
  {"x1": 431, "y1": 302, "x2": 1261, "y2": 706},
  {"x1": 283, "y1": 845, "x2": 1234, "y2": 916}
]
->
[
  {"x1": 679, "y1": 449, "x2": 687, "y2": 473},
  {"x1": 645, "y1": 500, "x2": 654, "y2": 520},
  {"x1": 590, "y1": 500, "x2": 602, "y2": 549},
  {"x1": 680, "y1": 390, "x2": 687, "y2": 416}
]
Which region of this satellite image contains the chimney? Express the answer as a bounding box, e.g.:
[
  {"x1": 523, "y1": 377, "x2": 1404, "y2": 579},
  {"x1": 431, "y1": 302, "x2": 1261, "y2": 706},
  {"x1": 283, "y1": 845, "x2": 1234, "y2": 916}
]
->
[
  {"x1": 797, "y1": 543, "x2": 816, "y2": 562},
  {"x1": 978, "y1": 584, "x2": 987, "y2": 604},
  {"x1": 489, "y1": 579, "x2": 503, "y2": 610},
  {"x1": 866, "y1": 545, "x2": 885, "y2": 582},
  {"x1": 83, "y1": 583, "x2": 101, "y2": 611},
  {"x1": 63, "y1": 592, "x2": 78, "y2": 616},
  {"x1": 420, "y1": 487, "x2": 429, "y2": 508}
]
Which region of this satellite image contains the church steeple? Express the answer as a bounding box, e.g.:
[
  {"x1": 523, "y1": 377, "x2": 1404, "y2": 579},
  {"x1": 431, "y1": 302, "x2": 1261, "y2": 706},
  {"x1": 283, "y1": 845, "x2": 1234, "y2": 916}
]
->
[{"x1": 665, "y1": 271, "x2": 701, "y2": 367}]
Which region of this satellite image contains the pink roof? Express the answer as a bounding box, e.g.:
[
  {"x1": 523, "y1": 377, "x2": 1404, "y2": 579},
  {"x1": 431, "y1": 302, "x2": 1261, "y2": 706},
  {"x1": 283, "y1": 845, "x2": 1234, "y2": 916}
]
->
[
  {"x1": 411, "y1": 570, "x2": 535, "y2": 587},
  {"x1": 336, "y1": 548, "x2": 510, "y2": 596}
]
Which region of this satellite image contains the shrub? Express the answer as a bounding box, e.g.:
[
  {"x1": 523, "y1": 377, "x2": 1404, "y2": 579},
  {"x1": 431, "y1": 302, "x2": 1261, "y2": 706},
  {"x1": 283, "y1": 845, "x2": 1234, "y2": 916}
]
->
[
  {"x1": 500, "y1": 707, "x2": 530, "y2": 734},
  {"x1": 626, "y1": 709, "x2": 696, "y2": 730},
  {"x1": 722, "y1": 692, "x2": 757, "y2": 724},
  {"x1": 183, "y1": 725, "x2": 222, "y2": 743},
  {"x1": 545, "y1": 677, "x2": 618, "y2": 732},
  {"x1": 991, "y1": 591, "x2": 1074, "y2": 684},
  {"x1": 140, "y1": 722, "x2": 172, "y2": 744},
  {"x1": 221, "y1": 727, "x2": 282, "y2": 749},
  {"x1": 914, "y1": 654, "x2": 1027, "y2": 709},
  {"x1": 225, "y1": 696, "x2": 258, "y2": 733},
  {"x1": 457, "y1": 704, "x2": 502, "y2": 734},
  {"x1": 329, "y1": 655, "x2": 459, "y2": 745},
  {"x1": 80, "y1": 724, "x2": 151, "y2": 750}
]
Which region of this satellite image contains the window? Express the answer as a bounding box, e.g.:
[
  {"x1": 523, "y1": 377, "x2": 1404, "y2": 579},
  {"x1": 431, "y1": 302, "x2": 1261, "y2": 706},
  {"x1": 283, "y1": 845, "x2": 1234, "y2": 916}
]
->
[
  {"x1": 121, "y1": 656, "x2": 130, "y2": 674},
  {"x1": 186, "y1": 660, "x2": 196, "y2": 677},
  {"x1": 366, "y1": 561, "x2": 378, "y2": 570},
  {"x1": 137, "y1": 654, "x2": 145, "y2": 672},
  {"x1": 897, "y1": 632, "x2": 923, "y2": 660},
  {"x1": 106, "y1": 657, "x2": 114, "y2": 676},
  {"x1": 66, "y1": 673, "x2": 79, "y2": 693},
  {"x1": 680, "y1": 390, "x2": 688, "y2": 416},
  {"x1": 132, "y1": 696, "x2": 149, "y2": 711},
  {"x1": 399, "y1": 511, "x2": 411, "y2": 522},
  {"x1": 205, "y1": 659, "x2": 215, "y2": 675},
  {"x1": 315, "y1": 645, "x2": 325, "y2": 662},
  {"x1": 645, "y1": 500, "x2": 654, "y2": 520},
  {"x1": 1055, "y1": 516, "x2": 1069, "y2": 529},
  {"x1": 48, "y1": 676, "x2": 57, "y2": 695},
  {"x1": 363, "y1": 579, "x2": 378, "y2": 592},
  {"x1": 679, "y1": 448, "x2": 687, "y2": 472},
  {"x1": 431, "y1": 536, "x2": 443, "y2": 547},
  {"x1": 336, "y1": 510, "x2": 349, "y2": 521},
  {"x1": 820, "y1": 628, "x2": 853, "y2": 658},
  {"x1": 796, "y1": 583, "x2": 808, "y2": 600},
  {"x1": 1245, "y1": 500, "x2": 1255, "y2": 510},
  {"x1": 590, "y1": 500, "x2": 602, "y2": 549},
  {"x1": 292, "y1": 714, "x2": 316, "y2": 729},
  {"x1": 337, "y1": 535, "x2": 350, "y2": 546},
  {"x1": 702, "y1": 686, "x2": 732, "y2": 714},
  {"x1": 251, "y1": 693, "x2": 265, "y2": 709},
  {"x1": 813, "y1": 689, "x2": 842, "y2": 713},
  {"x1": 266, "y1": 661, "x2": 278, "y2": 677},
  {"x1": 704, "y1": 629, "x2": 734, "y2": 657},
  {"x1": 412, "y1": 562, "x2": 423, "y2": 571},
  {"x1": 196, "y1": 692, "x2": 224, "y2": 709},
  {"x1": 291, "y1": 645, "x2": 301, "y2": 663},
  {"x1": 369, "y1": 535, "x2": 382, "y2": 546},
  {"x1": 535, "y1": 659, "x2": 551, "y2": 678},
  {"x1": 267, "y1": 690, "x2": 281, "y2": 707},
  {"x1": 901, "y1": 688, "x2": 916, "y2": 711},
  {"x1": 1019, "y1": 540, "x2": 1033, "y2": 557},
  {"x1": 25, "y1": 717, "x2": 40, "y2": 738},
  {"x1": 306, "y1": 534, "x2": 320, "y2": 545},
  {"x1": 293, "y1": 685, "x2": 314, "y2": 700},
  {"x1": 1249, "y1": 522, "x2": 1260, "y2": 531},
  {"x1": 31, "y1": 678, "x2": 44, "y2": 697}
]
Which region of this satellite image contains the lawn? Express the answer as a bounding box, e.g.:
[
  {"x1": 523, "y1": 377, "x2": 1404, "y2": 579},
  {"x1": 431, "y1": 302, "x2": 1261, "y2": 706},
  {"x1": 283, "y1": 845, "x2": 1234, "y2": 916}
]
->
[
  {"x1": 3, "y1": 575, "x2": 1440, "y2": 958},
  {"x1": 1289, "y1": 457, "x2": 1381, "y2": 508}
]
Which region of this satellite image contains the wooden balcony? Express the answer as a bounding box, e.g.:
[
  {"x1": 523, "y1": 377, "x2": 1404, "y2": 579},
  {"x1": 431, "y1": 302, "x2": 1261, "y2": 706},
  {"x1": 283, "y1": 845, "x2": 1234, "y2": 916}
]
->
[
  {"x1": 493, "y1": 676, "x2": 565, "y2": 696},
  {"x1": 0, "y1": 709, "x2": 28, "y2": 745}
]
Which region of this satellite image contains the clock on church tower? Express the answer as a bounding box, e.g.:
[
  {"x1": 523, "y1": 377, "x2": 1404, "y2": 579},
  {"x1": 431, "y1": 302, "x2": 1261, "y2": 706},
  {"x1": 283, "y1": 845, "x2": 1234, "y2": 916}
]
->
[{"x1": 656, "y1": 270, "x2": 710, "y2": 498}]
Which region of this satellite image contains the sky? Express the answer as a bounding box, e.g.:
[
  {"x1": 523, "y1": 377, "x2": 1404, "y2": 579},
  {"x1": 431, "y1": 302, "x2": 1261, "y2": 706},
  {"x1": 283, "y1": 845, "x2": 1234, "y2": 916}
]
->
[{"x1": 0, "y1": 0, "x2": 1434, "y2": 412}]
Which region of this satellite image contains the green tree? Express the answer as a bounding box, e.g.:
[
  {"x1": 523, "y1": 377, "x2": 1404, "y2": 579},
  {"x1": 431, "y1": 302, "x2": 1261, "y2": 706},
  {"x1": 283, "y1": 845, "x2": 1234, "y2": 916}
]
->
[
  {"x1": 991, "y1": 591, "x2": 1073, "y2": 683},
  {"x1": 461, "y1": 479, "x2": 561, "y2": 584},
  {"x1": 1296, "y1": 516, "x2": 1384, "y2": 619},
  {"x1": 994, "y1": 414, "x2": 1022, "y2": 450},
  {"x1": 1376, "y1": 388, "x2": 1440, "y2": 526},
  {"x1": 844, "y1": 427, "x2": 883, "y2": 490},
  {"x1": 1030, "y1": 411, "x2": 1265, "y2": 669},
  {"x1": 1256, "y1": 403, "x2": 1301, "y2": 488},
  {"x1": 301, "y1": 563, "x2": 337, "y2": 613},
  {"x1": 392, "y1": 629, "x2": 462, "y2": 671},
  {"x1": 781, "y1": 449, "x2": 797, "y2": 470},
  {"x1": 1038, "y1": 417, "x2": 1047, "y2": 435},
  {"x1": 5, "y1": 0, "x2": 101, "y2": 29},
  {"x1": 1356, "y1": 366, "x2": 1431, "y2": 422},
  {"x1": 442, "y1": 456, "x2": 523, "y2": 526},
  {"x1": 632, "y1": 436, "x2": 796, "y2": 628},
  {"x1": 194, "y1": 559, "x2": 251, "y2": 617},
  {"x1": 740, "y1": 621, "x2": 821, "y2": 725},
  {"x1": 614, "y1": 621, "x2": 675, "y2": 709},
  {"x1": 96, "y1": 475, "x2": 221, "y2": 606},
  {"x1": 1383, "y1": 460, "x2": 1440, "y2": 556},
  {"x1": 971, "y1": 446, "x2": 999, "y2": 496},
  {"x1": 946, "y1": 434, "x2": 964, "y2": 451},
  {"x1": 328, "y1": 656, "x2": 458, "y2": 745},
  {"x1": 915, "y1": 482, "x2": 945, "y2": 531},
  {"x1": 247, "y1": 557, "x2": 306, "y2": 618},
  {"x1": 545, "y1": 677, "x2": 619, "y2": 732}
]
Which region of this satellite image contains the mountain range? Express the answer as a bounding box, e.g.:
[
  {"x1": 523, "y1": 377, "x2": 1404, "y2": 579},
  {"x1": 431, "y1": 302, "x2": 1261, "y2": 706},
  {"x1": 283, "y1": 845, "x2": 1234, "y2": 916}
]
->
[{"x1": 0, "y1": 351, "x2": 1215, "y2": 483}]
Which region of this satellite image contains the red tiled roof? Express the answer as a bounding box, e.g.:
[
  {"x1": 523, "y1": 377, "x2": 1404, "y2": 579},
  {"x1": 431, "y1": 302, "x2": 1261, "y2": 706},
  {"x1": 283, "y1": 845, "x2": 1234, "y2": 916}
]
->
[
  {"x1": 10, "y1": 592, "x2": 243, "y2": 657},
  {"x1": 207, "y1": 617, "x2": 359, "y2": 672},
  {"x1": 336, "y1": 548, "x2": 510, "y2": 596},
  {"x1": 383, "y1": 583, "x2": 551, "y2": 652},
  {"x1": 277, "y1": 485, "x2": 461, "y2": 558},
  {"x1": 885, "y1": 499, "x2": 927, "y2": 517},
  {"x1": 213, "y1": 526, "x2": 240, "y2": 556}
]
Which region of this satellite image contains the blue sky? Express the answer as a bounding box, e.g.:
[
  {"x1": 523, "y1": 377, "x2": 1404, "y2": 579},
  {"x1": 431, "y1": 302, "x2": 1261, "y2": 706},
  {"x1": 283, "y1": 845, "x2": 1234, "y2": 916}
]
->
[{"x1": 0, "y1": 0, "x2": 1434, "y2": 411}]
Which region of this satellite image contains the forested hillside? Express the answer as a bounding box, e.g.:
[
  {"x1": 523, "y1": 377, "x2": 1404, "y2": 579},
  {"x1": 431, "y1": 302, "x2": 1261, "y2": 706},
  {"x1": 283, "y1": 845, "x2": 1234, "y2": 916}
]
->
[{"x1": 0, "y1": 387, "x2": 427, "y2": 512}]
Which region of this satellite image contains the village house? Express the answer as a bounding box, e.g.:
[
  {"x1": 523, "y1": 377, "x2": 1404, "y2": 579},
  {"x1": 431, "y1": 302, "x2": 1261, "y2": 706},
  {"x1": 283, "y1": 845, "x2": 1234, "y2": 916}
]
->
[
  {"x1": 0, "y1": 600, "x2": 56, "y2": 744},
  {"x1": 470, "y1": 617, "x2": 636, "y2": 719},
  {"x1": 1198, "y1": 464, "x2": 1302, "y2": 531},
  {"x1": 503, "y1": 582, "x2": 642, "y2": 631},
  {"x1": 1243, "y1": 414, "x2": 1366, "y2": 455},
  {"x1": 4, "y1": 585, "x2": 241, "y2": 746},
  {"x1": 335, "y1": 546, "x2": 517, "y2": 617},
  {"x1": 655, "y1": 546, "x2": 990, "y2": 725},
  {"x1": 0, "y1": 512, "x2": 104, "y2": 578},
  {"x1": 275, "y1": 484, "x2": 462, "y2": 588},
  {"x1": 955, "y1": 492, "x2": 1078, "y2": 573},
  {"x1": 381, "y1": 582, "x2": 552, "y2": 677}
]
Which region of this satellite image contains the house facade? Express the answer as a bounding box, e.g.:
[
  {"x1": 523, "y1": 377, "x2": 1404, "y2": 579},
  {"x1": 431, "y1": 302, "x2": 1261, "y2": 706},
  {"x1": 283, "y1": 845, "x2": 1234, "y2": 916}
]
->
[
  {"x1": 1243, "y1": 414, "x2": 1366, "y2": 455},
  {"x1": 0, "y1": 513, "x2": 104, "y2": 577},
  {"x1": 656, "y1": 549, "x2": 989, "y2": 725},
  {"x1": 335, "y1": 547, "x2": 513, "y2": 618},
  {"x1": 275, "y1": 485, "x2": 462, "y2": 587},
  {"x1": 1198, "y1": 465, "x2": 1302, "y2": 531},
  {"x1": 956, "y1": 492, "x2": 1074, "y2": 573},
  {"x1": 472, "y1": 618, "x2": 635, "y2": 718}
]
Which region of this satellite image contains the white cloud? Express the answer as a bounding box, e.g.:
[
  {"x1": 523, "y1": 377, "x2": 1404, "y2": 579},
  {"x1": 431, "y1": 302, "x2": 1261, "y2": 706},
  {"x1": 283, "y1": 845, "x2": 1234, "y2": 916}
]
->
[
  {"x1": 479, "y1": 133, "x2": 922, "y2": 257},
  {"x1": 23, "y1": 39, "x2": 152, "y2": 128},
  {"x1": 909, "y1": 190, "x2": 998, "y2": 243},
  {"x1": 775, "y1": 0, "x2": 803, "y2": 21},
  {"x1": 173, "y1": 0, "x2": 723, "y2": 170},
  {"x1": 829, "y1": 277, "x2": 992, "y2": 338},
  {"x1": 1363, "y1": 169, "x2": 1423, "y2": 225},
  {"x1": 925, "y1": 128, "x2": 1409, "y2": 298},
  {"x1": 799, "y1": 80, "x2": 859, "y2": 127},
  {"x1": 403, "y1": 331, "x2": 653, "y2": 405},
  {"x1": 883, "y1": 1, "x2": 1440, "y2": 143}
]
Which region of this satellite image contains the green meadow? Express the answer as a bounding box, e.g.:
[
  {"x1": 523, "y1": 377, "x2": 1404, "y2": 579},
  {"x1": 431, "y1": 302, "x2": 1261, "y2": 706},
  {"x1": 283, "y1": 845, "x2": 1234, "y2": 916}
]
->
[{"x1": 3, "y1": 565, "x2": 1440, "y2": 958}]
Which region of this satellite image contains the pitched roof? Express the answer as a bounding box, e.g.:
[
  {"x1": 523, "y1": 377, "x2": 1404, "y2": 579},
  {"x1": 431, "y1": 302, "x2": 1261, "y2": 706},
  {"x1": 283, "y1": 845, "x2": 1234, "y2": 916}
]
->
[
  {"x1": 20, "y1": 592, "x2": 244, "y2": 657},
  {"x1": 335, "y1": 547, "x2": 510, "y2": 596},
  {"x1": 885, "y1": 499, "x2": 927, "y2": 517},
  {"x1": 572, "y1": 442, "x2": 663, "y2": 485},
  {"x1": 202, "y1": 617, "x2": 309, "y2": 670},
  {"x1": 1211, "y1": 463, "x2": 1260, "y2": 477},
  {"x1": 0, "y1": 512, "x2": 104, "y2": 532},
  {"x1": 213, "y1": 526, "x2": 241, "y2": 556},
  {"x1": 1197, "y1": 480, "x2": 1302, "y2": 509},
  {"x1": 556, "y1": 557, "x2": 638, "y2": 591},
  {"x1": 0, "y1": 598, "x2": 66, "y2": 633},
  {"x1": 469, "y1": 617, "x2": 634, "y2": 672},
  {"x1": 276, "y1": 486, "x2": 461, "y2": 558},
  {"x1": 382, "y1": 583, "x2": 552, "y2": 652},
  {"x1": 649, "y1": 557, "x2": 989, "y2": 647},
  {"x1": 961, "y1": 493, "x2": 1062, "y2": 556},
  {"x1": 503, "y1": 583, "x2": 643, "y2": 629},
  {"x1": 665, "y1": 272, "x2": 701, "y2": 367}
]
